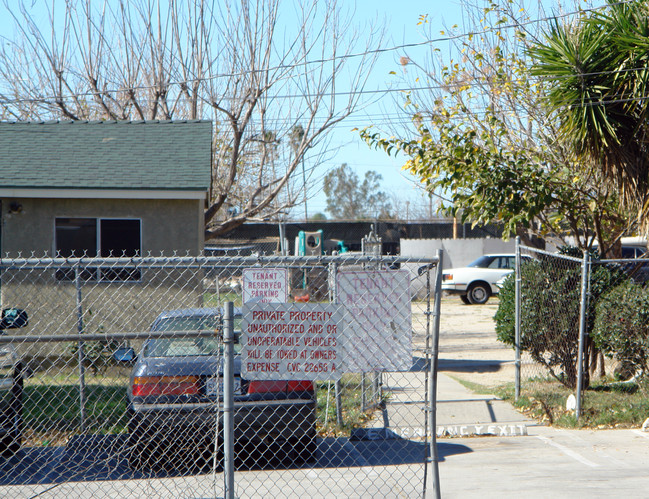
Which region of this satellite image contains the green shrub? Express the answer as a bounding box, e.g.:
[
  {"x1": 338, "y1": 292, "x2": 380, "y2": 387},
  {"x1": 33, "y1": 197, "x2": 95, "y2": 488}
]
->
[
  {"x1": 511, "y1": 257, "x2": 581, "y2": 388},
  {"x1": 494, "y1": 250, "x2": 629, "y2": 389},
  {"x1": 592, "y1": 280, "x2": 649, "y2": 378},
  {"x1": 494, "y1": 273, "x2": 516, "y2": 345}
]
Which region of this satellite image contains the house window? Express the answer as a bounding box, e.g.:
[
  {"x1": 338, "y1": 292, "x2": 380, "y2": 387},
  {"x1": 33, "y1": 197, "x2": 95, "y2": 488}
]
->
[{"x1": 55, "y1": 218, "x2": 141, "y2": 281}]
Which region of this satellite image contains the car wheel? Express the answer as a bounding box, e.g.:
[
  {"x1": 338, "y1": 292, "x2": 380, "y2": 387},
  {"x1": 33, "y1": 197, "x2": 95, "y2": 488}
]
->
[
  {"x1": 126, "y1": 426, "x2": 149, "y2": 469},
  {"x1": 128, "y1": 434, "x2": 172, "y2": 470},
  {"x1": 467, "y1": 283, "x2": 490, "y2": 304},
  {"x1": 127, "y1": 440, "x2": 147, "y2": 468},
  {"x1": 1, "y1": 366, "x2": 23, "y2": 457},
  {"x1": 460, "y1": 294, "x2": 471, "y2": 305},
  {"x1": 128, "y1": 420, "x2": 205, "y2": 470}
]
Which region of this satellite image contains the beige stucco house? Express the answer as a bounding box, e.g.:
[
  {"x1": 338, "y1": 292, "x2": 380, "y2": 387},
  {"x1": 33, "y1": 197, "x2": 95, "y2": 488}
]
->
[{"x1": 0, "y1": 120, "x2": 213, "y2": 349}]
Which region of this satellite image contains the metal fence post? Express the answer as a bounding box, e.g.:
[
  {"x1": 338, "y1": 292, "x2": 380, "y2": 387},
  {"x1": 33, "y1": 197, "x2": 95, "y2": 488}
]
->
[
  {"x1": 75, "y1": 265, "x2": 86, "y2": 432},
  {"x1": 422, "y1": 256, "x2": 433, "y2": 497},
  {"x1": 223, "y1": 302, "x2": 235, "y2": 499},
  {"x1": 576, "y1": 251, "x2": 590, "y2": 421},
  {"x1": 515, "y1": 236, "x2": 522, "y2": 401},
  {"x1": 328, "y1": 260, "x2": 344, "y2": 427},
  {"x1": 335, "y1": 379, "x2": 343, "y2": 427},
  {"x1": 361, "y1": 372, "x2": 366, "y2": 413},
  {"x1": 427, "y1": 250, "x2": 443, "y2": 499}
]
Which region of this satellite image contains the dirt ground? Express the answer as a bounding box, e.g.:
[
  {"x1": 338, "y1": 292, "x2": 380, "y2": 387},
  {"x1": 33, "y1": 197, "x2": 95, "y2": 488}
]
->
[{"x1": 412, "y1": 295, "x2": 516, "y2": 388}]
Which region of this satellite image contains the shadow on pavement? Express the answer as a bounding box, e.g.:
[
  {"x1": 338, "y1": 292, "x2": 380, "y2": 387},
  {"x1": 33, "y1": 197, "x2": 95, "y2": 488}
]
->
[
  {"x1": 0, "y1": 433, "x2": 473, "y2": 485},
  {"x1": 438, "y1": 358, "x2": 505, "y2": 373},
  {"x1": 410, "y1": 355, "x2": 505, "y2": 373},
  {"x1": 410, "y1": 356, "x2": 429, "y2": 372}
]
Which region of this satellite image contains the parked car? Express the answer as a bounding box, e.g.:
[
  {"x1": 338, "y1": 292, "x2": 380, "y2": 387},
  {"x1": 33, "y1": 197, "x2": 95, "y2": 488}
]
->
[
  {"x1": 121, "y1": 308, "x2": 317, "y2": 469},
  {"x1": 592, "y1": 236, "x2": 648, "y2": 259},
  {"x1": 0, "y1": 308, "x2": 28, "y2": 457},
  {"x1": 442, "y1": 254, "x2": 530, "y2": 304}
]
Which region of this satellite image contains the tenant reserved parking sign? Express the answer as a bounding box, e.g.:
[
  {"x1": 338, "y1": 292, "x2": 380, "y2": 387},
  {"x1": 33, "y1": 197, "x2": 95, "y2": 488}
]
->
[
  {"x1": 241, "y1": 302, "x2": 342, "y2": 380},
  {"x1": 242, "y1": 268, "x2": 288, "y2": 303}
]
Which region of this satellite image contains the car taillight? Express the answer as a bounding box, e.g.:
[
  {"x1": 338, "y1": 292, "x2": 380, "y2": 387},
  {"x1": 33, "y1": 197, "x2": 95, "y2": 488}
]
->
[
  {"x1": 132, "y1": 375, "x2": 199, "y2": 396},
  {"x1": 442, "y1": 273, "x2": 453, "y2": 281},
  {"x1": 247, "y1": 380, "x2": 314, "y2": 394},
  {"x1": 247, "y1": 380, "x2": 287, "y2": 393},
  {"x1": 287, "y1": 380, "x2": 314, "y2": 392}
]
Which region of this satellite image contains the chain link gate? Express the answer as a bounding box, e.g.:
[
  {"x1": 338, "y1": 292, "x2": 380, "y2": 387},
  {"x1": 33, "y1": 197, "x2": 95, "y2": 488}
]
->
[{"x1": 0, "y1": 252, "x2": 442, "y2": 498}]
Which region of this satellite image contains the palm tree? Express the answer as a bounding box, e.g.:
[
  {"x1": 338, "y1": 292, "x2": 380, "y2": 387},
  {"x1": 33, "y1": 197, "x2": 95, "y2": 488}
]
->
[{"x1": 529, "y1": 1, "x2": 649, "y2": 219}]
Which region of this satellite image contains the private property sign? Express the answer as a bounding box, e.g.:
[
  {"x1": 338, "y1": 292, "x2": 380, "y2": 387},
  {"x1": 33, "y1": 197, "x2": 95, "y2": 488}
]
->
[
  {"x1": 241, "y1": 303, "x2": 342, "y2": 380},
  {"x1": 242, "y1": 268, "x2": 288, "y2": 303}
]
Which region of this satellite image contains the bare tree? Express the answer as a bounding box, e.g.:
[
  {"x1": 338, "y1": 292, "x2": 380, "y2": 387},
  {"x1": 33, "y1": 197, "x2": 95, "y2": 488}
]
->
[{"x1": 0, "y1": 0, "x2": 383, "y2": 237}]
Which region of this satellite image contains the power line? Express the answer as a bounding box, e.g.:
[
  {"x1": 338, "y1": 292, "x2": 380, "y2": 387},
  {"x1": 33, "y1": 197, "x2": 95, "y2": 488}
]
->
[{"x1": 0, "y1": 0, "x2": 632, "y2": 108}]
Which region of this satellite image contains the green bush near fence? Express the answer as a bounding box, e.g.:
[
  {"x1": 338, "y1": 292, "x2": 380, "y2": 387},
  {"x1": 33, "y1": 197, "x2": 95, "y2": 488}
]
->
[
  {"x1": 495, "y1": 248, "x2": 631, "y2": 390},
  {"x1": 592, "y1": 280, "x2": 649, "y2": 379},
  {"x1": 494, "y1": 257, "x2": 582, "y2": 389}
]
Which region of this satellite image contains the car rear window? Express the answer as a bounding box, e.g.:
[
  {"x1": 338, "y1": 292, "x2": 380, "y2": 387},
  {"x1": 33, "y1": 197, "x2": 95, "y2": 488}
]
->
[
  {"x1": 144, "y1": 316, "x2": 242, "y2": 357},
  {"x1": 467, "y1": 256, "x2": 496, "y2": 268},
  {"x1": 467, "y1": 255, "x2": 515, "y2": 269}
]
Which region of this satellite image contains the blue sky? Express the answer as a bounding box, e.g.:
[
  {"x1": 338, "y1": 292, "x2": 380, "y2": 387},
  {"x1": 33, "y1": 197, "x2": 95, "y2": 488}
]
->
[
  {"x1": 5, "y1": 0, "x2": 562, "y2": 220},
  {"x1": 307, "y1": 1, "x2": 463, "y2": 217}
]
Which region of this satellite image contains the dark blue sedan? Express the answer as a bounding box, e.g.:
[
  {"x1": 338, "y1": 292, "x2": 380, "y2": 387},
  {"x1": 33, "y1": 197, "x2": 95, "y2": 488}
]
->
[{"x1": 124, "y1": 308, "x2": 317, "y2": 469}]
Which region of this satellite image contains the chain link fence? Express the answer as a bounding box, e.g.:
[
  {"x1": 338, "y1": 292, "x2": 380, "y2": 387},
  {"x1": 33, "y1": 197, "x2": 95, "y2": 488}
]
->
[
  {"x1": 513, "y1": 240, "x2": 649, "y2": 418},
  {"x1": 0, "y1": 252, "x2": 441, "y2": 498},
  {"x1": 514, "y1": 246, "x2": 585, "y2": 393}
]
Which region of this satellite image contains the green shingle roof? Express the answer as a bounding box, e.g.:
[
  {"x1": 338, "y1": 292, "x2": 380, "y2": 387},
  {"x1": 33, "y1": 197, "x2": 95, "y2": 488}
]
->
[{"x1": 0, "y1": 120, "x2": 212, "y2": 192}]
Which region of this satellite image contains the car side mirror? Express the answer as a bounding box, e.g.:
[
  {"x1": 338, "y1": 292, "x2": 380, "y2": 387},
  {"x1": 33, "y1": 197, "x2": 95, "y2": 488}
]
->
[
  {"x1": 0, "y1": 308, "x2": 28, "y2": 329},
  {"x1": 113, "y1": 347, "x2": 136, "y2": 363}
]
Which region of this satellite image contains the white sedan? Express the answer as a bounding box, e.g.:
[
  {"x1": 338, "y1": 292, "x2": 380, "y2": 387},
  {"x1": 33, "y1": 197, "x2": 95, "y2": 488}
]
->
[{"x1": 442, "y1": 254, "x2": 524, "y2": 304}]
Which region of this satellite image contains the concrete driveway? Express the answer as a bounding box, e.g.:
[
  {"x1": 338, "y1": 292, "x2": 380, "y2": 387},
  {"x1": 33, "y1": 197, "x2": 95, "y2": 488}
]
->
[{"x1": 430, "y1": 297, "x2": 649, "y2": 498}]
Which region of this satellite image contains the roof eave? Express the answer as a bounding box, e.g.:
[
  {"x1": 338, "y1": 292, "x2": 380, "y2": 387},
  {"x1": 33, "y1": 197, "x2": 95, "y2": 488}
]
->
[{"x1": 0, "y1": 188, "x2": 207, "y2": 200}]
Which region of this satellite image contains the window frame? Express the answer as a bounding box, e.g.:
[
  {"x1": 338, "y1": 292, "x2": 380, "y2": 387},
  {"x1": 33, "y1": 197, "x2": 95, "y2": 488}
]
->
[{"x1": 54, "y1": 217, "x2": 143, "y2": 282}]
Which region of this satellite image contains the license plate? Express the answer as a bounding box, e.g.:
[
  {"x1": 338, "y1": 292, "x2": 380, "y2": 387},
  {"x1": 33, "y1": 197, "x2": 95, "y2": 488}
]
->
[{"x1": 206, "y1": 377, "x2": 241, "y2": 396}]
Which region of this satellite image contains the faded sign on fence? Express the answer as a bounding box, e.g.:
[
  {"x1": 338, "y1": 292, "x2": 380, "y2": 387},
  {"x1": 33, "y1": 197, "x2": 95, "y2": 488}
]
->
[
  {"x1": 241, "y1": 302, "x2": 342, "y2": 380},
  {"x1": 242, "y1": 268, "x2": 288, "y2": 303},
  {"x1": 336, "y1": 270, "x2": 412, "y2": 371}
]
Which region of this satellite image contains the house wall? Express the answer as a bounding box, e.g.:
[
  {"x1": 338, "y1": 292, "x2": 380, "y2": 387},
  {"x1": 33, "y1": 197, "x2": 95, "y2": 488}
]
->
[
  {"x1": 1, "y1": 197, "x2": 204, "y2": 256},
  {"x1": 0, "y1": 197, "x2": 205, "y2": 355}
]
